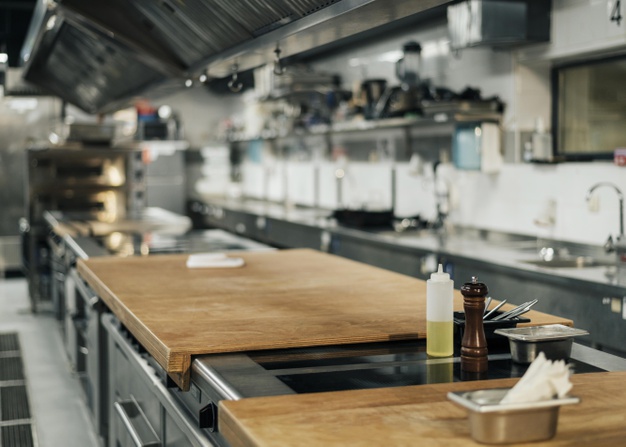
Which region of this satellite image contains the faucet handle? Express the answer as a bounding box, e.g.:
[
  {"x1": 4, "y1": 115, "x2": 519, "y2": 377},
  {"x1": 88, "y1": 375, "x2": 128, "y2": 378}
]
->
[{"x1": 604, "y1": 235, "x2": 616, "y2": 253}]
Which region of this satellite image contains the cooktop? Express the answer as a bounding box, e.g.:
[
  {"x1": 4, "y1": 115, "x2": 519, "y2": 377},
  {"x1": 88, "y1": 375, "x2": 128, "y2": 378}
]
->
[{"x1": 191, "y1": 339, "x2": 605, "y2": 402}]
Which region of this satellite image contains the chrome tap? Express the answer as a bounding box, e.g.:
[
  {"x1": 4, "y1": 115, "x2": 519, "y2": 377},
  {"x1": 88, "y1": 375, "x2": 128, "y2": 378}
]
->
[{"x1": 586, "y1": 182, "x2": 624, "y2": 253}]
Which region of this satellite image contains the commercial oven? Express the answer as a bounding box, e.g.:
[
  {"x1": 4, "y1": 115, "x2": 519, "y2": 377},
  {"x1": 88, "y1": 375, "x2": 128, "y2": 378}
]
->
[{"x1": 23, "y1": 145, "x2": 146, "y2": 311}]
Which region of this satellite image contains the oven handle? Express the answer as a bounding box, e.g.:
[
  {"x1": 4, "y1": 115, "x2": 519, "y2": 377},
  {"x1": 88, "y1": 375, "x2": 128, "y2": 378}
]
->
[
  {"x1": 69, "y1": 268, "x2": 100, "y2": 309},
  {"x1": 103, "y1": 314, "x2": 214, "y2": 447},
  {"x1": 114, "y1": 399, "x2": 160, "y2": 447}
]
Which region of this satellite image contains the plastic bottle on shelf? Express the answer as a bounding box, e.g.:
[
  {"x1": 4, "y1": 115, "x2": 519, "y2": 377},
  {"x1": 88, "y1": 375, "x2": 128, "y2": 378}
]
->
[{"x1": 427, "y1": 264, "x2": 454, "y2": 357}]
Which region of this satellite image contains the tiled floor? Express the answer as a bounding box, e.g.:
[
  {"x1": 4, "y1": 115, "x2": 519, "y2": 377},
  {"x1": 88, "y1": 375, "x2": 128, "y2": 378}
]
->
[{"x1": 0, "y1": 277, "x2": 100, "y2": 447}]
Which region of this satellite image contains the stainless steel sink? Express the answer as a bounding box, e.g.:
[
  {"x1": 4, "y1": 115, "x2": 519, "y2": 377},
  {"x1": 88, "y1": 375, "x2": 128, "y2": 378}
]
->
[{"x1": 521, "y1": 257, "x2": 616, "y2": 269}]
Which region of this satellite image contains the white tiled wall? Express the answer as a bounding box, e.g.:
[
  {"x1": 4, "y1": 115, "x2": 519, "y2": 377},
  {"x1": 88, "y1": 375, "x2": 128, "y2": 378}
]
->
[
  {"x1": 436, "y1": 161, "x2": 625, "y2": 245},
  {"x1": 303, "y1": 12, "x2": 626, "y2": 246},
  {"x1": 195, "y1": 4, "x2": 626, "y2": 248}
]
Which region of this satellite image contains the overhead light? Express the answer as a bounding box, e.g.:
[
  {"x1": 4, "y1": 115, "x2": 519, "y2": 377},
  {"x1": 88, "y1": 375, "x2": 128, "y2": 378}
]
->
[
  {"x1": 376, "y1": 50, "x2": 403, "y2": 63},
  {"x1": 0, "y1": 53, "x2": 8, "y2": 64},
  {"x1": 184, "y1": 79, "x2": 193, "y2": 88},
  {"x1": 157, "y1": 105, "x2": 172, "y2": 119},
  {"x1": 199, "y1": 74, "x2": 207, "y2": 83}
]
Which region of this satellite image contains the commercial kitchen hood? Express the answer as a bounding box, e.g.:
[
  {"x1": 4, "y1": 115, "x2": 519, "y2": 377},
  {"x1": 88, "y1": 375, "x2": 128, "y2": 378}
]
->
[{"x1": 21, "y1": 0, "x2": 450, "y2": 114}]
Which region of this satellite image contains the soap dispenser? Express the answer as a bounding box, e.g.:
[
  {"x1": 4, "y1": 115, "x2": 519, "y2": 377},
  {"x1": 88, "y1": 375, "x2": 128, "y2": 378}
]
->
[
  {"x1": 426, "y1": 264, "x2": 454, "y2": 357},
  {"x1": 531, "y1": 117, "x2": 552, "y2": 161}
]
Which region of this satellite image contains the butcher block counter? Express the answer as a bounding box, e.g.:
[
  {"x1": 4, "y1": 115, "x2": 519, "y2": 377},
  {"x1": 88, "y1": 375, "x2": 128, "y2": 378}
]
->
[
  {"x1": 76, "y1": 248, "x2": 572, "y2": 389},
  {"x1": 219, "y1": 371, "x2": 626, "y2": 447}
]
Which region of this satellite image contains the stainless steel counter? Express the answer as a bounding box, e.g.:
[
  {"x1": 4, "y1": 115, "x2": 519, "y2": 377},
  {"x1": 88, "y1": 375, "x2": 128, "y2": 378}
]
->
[{"x1": 195, "y1": 198, "x2": 623, "y2": 290}]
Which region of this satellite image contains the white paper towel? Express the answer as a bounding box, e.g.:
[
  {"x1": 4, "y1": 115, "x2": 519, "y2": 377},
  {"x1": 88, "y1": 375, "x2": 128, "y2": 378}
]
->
[
  {"x1": 500, "y1": 352, "x2": 572, "y2": 404},
  {"x1": 480, "y1": 122, "x2": 503, "y2": 174},
  {"x1": 186, "y1": 253, "x2": 245, "y2": 269}
]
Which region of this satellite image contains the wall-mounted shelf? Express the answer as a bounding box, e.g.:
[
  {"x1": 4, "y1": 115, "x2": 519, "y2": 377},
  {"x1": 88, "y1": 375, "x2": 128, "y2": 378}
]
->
[{"x1": 227, "y1": 111, "x2": 502, "y2": 144}]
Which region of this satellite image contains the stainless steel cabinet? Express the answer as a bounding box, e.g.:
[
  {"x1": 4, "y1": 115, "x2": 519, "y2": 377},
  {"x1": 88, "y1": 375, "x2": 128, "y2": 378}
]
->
[
  {"x1": 68, "y1": 268, "x2": 110, "y2": 443},
  {"x1": 103, "y1": 315, "x2": 215, "y2": 447}
]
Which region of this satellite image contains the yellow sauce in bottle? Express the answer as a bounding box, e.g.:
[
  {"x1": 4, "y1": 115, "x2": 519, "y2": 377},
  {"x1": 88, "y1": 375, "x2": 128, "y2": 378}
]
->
[{"x1": 427, "y1": 320, "x2": 453, "y2": 357}]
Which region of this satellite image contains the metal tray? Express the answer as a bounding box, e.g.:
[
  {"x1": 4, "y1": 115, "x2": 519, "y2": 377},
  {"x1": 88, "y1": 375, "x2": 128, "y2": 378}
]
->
[
  {"x1": 448, "y1": 388, "x2": 580, "y2": 444},
  {"x1": 448, "y1": 388, "x2": 580, "y2": 413},
  {"x1": 494, "y1": 324, "x2": 589, "y2": 342}
]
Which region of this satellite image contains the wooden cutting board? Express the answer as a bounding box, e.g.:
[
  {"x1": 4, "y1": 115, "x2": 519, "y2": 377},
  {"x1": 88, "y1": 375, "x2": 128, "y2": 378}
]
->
[
  {"x1": 219, "y1": 371, "x2": 626, "y2": 447},
  {"x1": 77, "y1": 248, "x2": 571, "y2": 389}
]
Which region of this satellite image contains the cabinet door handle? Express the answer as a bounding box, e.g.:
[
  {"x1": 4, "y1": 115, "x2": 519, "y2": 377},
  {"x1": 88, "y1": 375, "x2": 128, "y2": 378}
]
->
[
  {"x1": 88, "y1": 296, "x2": 99, "y2": 309},
  {"x1": 114, "y1": 400, "x2": 160, "y2": 447}
]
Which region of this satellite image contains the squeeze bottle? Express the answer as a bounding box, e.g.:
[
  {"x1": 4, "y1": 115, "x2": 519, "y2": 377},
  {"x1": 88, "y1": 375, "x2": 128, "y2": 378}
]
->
[{"x1": 426, "y1": 264, "x2": 454, "y2": 357}]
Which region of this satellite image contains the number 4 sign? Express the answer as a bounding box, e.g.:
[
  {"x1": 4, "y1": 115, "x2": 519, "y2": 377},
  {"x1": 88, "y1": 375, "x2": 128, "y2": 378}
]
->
[{"x1": 611, "y1": 0, "x2": 623, "y2": 25}]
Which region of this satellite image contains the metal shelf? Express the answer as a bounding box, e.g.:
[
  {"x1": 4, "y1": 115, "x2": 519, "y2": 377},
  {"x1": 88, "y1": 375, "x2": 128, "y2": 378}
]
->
[{"x1": 226, "y1": 113, "x2": 501, "y2": 143}]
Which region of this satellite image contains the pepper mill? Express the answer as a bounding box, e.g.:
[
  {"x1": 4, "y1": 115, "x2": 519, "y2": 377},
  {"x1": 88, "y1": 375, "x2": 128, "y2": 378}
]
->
[{"x1": 460, "y1": 276, "x2": 488, "y2": 372}]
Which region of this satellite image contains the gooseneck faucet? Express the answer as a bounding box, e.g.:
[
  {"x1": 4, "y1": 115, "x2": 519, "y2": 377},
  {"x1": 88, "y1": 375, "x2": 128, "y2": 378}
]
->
[{"x1": 586, "y1": 182, "x2": 624, "y2": 252}]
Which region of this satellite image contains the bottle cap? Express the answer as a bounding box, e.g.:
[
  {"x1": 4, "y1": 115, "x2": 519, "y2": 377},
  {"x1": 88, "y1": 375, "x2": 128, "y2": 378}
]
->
[{"x1": 430, "y1": 264, "x2": 450, "y2": 282}]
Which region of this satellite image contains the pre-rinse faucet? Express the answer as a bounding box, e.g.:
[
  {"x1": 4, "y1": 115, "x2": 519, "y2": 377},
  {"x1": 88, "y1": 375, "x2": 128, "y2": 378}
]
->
[{"x1": 586, "y1": 182, "x2": 624, "y2": 253}]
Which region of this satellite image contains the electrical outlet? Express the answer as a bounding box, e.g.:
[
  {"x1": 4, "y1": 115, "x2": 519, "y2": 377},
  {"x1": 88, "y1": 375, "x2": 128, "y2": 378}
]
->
[
  {"x1": 611, "y1": 297, "x2": 621, "y2": 313},
  {"x1": 587, "y1": 193, "x2": 600, "y2": 212}
]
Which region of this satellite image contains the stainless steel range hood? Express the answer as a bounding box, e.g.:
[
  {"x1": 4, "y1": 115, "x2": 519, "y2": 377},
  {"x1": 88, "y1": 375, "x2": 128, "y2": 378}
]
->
[
  {"x1": 21, "y1": 1, "x2": 180, "y2": 114},
  {"x1": 21, "y1": 0, "x2": 450, "y2": 114}
]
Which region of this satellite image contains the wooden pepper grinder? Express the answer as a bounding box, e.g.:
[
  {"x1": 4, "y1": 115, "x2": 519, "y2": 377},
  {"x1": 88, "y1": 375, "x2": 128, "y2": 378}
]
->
[{"x1": 460, "y1": 276, "x2": 488, "y2": 372}]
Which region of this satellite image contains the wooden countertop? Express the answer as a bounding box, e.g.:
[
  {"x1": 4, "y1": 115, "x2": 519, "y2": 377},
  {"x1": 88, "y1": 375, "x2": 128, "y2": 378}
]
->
[
  {"x1": 77, "y1": 248, "x2": 571, "y2": 389},
  {"x1": 220, "y1": 371, "x2": 626, "y2": 447}
]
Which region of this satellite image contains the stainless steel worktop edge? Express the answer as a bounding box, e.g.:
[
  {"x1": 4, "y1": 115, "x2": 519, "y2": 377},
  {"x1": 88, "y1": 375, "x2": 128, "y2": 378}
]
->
[{"x1": 199, "y1": 198, "x2": 626, "y2": 294}]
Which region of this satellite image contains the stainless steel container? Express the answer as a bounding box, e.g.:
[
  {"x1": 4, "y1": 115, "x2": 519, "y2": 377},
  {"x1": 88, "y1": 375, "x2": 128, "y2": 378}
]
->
[
  {"x1": 448, "y1": 388, "x2": 580, "y2": 444},
  {"x1": 495, "y1": 325, "x2": 589, "y2": 364}
]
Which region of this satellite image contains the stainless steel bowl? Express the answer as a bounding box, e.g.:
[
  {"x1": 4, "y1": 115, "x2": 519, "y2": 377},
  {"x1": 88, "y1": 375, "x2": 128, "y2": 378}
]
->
[
  {"x1": 448, "y1": 388, "x2": 580, "y2": 444},
  {"x1": 494, "y1": 325, "x2": 589, "y2": 364}
]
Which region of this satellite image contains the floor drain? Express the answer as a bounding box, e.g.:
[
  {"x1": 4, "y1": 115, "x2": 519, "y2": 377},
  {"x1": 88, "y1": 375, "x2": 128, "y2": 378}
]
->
[
  {"x1": 1, "y1": 424, "x2": 34, "y2": 447},
  {"x1": 0, "y1": 333, "x2": 36, "y2": 447},
  {"x1": 1, "y1": 386, "x2": 30, "y2": 421},
  {"x1": 0, "y1": 335, "x2": 19, "y2": 353}
]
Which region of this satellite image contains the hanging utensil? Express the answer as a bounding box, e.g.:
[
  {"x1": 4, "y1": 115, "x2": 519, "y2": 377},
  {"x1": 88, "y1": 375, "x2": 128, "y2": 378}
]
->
[{"x1": 483, "y1": 299, "x2": 507, "y2": 320}]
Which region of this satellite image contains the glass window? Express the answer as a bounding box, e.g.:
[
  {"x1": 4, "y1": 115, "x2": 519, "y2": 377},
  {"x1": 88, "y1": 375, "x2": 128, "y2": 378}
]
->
[{"x1": 553, "y1": 56, "x2": 626, "y2": 160}]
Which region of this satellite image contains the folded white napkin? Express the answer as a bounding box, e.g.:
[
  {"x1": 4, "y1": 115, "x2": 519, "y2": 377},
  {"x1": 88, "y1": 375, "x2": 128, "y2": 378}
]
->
[
  {"x1": 186, "y1": 252, "x2": 245, "y2": 269},
  {"x1": 500, "y1": 352, "x2": 572, "y2": 404}
]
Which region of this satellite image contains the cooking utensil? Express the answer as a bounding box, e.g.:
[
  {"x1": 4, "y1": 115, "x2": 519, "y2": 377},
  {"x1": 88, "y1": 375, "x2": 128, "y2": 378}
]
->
[
  {"x1": 483, "y1": 297, "x2": 493, "y2": 315},
  {"x1": 483, "y1": 299, "x2": 506, "y2": 320},
  {"x1": 504, "y1": 299, "x2": 539, "y2": 320},
  {"x1": 492, "y1": 299, "x2": 538, "y2": 321}
]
